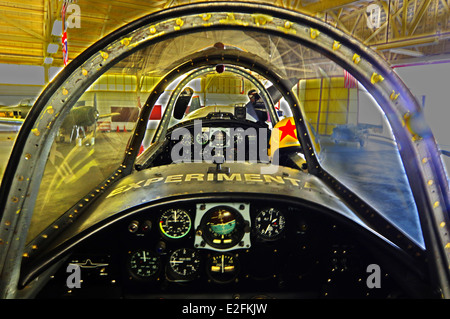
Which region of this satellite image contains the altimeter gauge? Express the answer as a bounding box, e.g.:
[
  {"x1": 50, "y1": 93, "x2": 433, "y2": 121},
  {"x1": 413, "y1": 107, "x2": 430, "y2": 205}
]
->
[
  {"x1": 159, "y1": 208, "x2": 192, "y2": 239},
  {"x1": 167, "y1": 248, "x2": 201, "y2": 281},
  {"x1": 254, "y1": 208, "x2": 286, "y2": 240}
]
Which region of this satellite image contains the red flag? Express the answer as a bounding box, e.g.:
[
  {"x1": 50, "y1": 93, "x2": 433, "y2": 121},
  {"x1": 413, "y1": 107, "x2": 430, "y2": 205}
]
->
[
  {"x1": 62, "y1": 3, "x2": 68, "y2": 65},
  {"x1": 62, "y1": 2, "x2": 66, "y2": 25},
  {"x1": 344, "y1": 70, "x2": 358, "y2": 88},
  {"x1": 62, "y1": 31, "x2": 68, "y2": 66}
]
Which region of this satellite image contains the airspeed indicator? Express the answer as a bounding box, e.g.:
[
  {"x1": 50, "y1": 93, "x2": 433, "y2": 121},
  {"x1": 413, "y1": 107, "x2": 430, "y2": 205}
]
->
[{"x1": 159, "y1": 208, "x2": 192, "y2": 239}]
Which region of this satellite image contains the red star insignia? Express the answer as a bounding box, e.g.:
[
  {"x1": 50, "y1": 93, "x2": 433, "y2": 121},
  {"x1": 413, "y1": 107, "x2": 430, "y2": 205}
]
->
[{"x1": 279, "y1": 119, "x2": 297, "y2": 141}]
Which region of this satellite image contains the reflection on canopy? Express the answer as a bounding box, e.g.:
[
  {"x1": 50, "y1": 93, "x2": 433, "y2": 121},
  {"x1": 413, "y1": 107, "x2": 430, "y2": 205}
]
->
[{"x1": 28, "y1": 30, "x2": 421, "y2": 246}]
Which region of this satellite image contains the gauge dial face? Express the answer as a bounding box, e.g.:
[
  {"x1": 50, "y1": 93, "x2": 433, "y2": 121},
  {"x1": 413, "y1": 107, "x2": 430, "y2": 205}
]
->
[
  {"x1": 202, "y1": 206, "x2": 245, "y2": 249},
  {"x1": 233, "y1": 131, "x2": 244, "y2": 145},
  {"x1": 159, "y1": 209, "x2": 192, "y2": 239},
  {"x1": 254, "y1": 208, "x2": 286, "y2": 240},
  {"x1": 180, "y1": 133, "x2": 193, "y2": 146},
  {"x1": 210, "y1": 129, "x2": 229, "y2": 147},
  {"x1": 210, "y1": 208, "x2": 236, "y2": 235},
  {"x1": 207, "y1": 253, "x2": 239, "y2": 283},
  {"x1": 168, "y1": 248, "x2": 201, "y2": 280},
  {"x1": 196, "y1": 131, "x2": 209, "y2": 145},
  {"x1": 129, "y1": 249, "x2": 160, "y2": 279}
]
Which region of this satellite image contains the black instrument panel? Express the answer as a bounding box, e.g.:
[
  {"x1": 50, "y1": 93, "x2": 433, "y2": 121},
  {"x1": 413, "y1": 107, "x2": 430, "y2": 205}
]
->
[
  {"x1": 150, "y1": 118, "x2": 270, "y2": 167},
  {"x1": 36, "y1": 199, "x2": 410, "y2": 299},
  {"x1": 120, "y1": 202, "x2": 294, "y2": 286}
]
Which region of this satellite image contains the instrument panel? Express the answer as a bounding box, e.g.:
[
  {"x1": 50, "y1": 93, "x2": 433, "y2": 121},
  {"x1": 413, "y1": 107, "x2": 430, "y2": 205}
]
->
[
  {"x1": 36, "y1": 199, "x2": 411, "y2": 298},
  {"x1": 160, "y1": 123, "x2": 270, "y2": 165},
  {"x1": 124, "y1": 202, "x2": 285, "y2": 284}
]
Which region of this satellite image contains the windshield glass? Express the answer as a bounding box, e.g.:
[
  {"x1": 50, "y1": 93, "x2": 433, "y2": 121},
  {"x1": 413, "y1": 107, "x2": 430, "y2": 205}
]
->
[
  {"x1": 25, "y1": 27, "x2": 422, "y2": 245},
  {"x1": 30, "y1": 77, "x2": 139, "y2": 241},
  {"x1": 304, "y1": 78, "x2": 421, "y2": 243}
]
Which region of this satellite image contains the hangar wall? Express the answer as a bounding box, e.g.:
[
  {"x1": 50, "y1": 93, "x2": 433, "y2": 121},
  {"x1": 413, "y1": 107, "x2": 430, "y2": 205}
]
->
[
  {"x1": 395, "y1": 62, "x2": 450, "y2": 173},
  {"x1": 298, "y1": 77, "x2": 359, "y2": 136},
  {"x1": 0, "y1": 54, "x2": 448, "y2": 176}
]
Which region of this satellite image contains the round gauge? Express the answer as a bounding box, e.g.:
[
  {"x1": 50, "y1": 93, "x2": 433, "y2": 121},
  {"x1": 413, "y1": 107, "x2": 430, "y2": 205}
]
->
[
  {"x1": 168, "y1": 248, "x2": 201, "y2": 280},
  {"x1": 200, "y1": 206, "x2": 245, "y2": 249},
  {"x1": 210, "y1": 130, "x2": 229, "y2": 147},
  {"x1": 196, "y1": 131, "x2": 209, "y2": 145},
  {"x1": 129, "y1": 249, "x2": 161, "y2": 279},
  {"x1": 206, "y1": 253, "x2": 239, "y2": 284},
  {"x1": 181, "y1": 133, "x2": 193, "y2": 146},
  {"x1": 233, "y1": 131, "x2": 244, "y2": 145},
  {"x1": 159, "y1": 208, "x2": 192, "y2": 239},
  {"x1": 254, "y1": 208, "x2": 286, "y2": 240}
]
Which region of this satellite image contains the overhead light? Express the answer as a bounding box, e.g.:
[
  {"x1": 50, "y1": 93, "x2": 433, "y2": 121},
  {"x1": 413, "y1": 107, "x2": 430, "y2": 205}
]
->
[
  {"x1": 47, "y1": 43, "x2": 59, "y2": 54},
  {"x1": 390, "y1": 48, "x2": 425, "y2": 57},
  {"x1": 44, "y1": 57, "x2": 54, "y2": 64},
  {"x1": 51, "y1": 20, "x2": 63, "y2": 36}
]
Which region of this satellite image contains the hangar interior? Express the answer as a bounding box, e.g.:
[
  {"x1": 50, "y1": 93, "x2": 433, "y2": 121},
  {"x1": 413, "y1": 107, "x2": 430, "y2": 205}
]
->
[
  {"x1": 0, "y1": 0, "x2": 449, "y2": 299},
  {"x1": 0, "y1": 0, "x2": 449, "y2": 180}
]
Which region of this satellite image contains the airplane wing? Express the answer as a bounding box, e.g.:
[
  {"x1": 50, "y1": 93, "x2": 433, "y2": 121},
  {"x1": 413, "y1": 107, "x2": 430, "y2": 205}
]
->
[
  {"x1": 0, "y1": 117, "x2": 24, "y2": 125},
  {"x1": 98, "y1": 112, "x2": 121, "y2": 119},
  {"x1": 0, "y1": 113, "x2": 120, "y2": 126}
]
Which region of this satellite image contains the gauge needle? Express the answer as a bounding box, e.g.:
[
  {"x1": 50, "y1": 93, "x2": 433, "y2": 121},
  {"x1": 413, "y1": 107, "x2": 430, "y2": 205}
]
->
[
  {"x1": 143, "y1": 251, "x2": 147, "y2": 262},
  {"x1": 221, "y1": 255, "x2": 224, "y2": 273}
]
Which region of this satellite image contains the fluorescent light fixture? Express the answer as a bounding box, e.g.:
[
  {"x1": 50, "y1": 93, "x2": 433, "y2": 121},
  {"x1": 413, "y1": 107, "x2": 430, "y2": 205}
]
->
[
  {"x1": 390, "y1": 48, "x2": 425, "y2": 57},
  {"x1": 47, "y1": 43, "x2": 59, "y2": 54},
  {"x1": 44, "y1": 57, "x2": 54, "y2": 64},
  {"x1": 51, "y1": 20, "x2": 63, "y2": 36}
]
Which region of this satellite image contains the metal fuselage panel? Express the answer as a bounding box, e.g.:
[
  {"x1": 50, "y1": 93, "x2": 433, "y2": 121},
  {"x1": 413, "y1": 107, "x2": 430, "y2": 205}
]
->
[{"x1": 68, "y1": 163, "x2": 362, "y2": 237}]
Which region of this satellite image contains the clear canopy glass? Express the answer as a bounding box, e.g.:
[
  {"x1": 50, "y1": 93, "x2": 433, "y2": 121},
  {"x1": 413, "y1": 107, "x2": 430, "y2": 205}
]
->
[{"x1": 26, "y1": 29, "x2": 422, "y2": 246}]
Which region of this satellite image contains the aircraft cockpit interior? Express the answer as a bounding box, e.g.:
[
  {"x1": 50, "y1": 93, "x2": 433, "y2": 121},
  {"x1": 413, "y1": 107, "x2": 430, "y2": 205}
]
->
[{"x1": 0, "y1": 2, "x2": 449, "y2": 301}]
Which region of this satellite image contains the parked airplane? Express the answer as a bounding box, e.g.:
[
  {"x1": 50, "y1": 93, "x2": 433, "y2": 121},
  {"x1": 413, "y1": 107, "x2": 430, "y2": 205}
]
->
[
  {"x1": 0, "y1": 95, "x2": 119, "y2": 143},
  {"x1": 0, "y1": 98, "x2": 35, "y2": 119}
]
